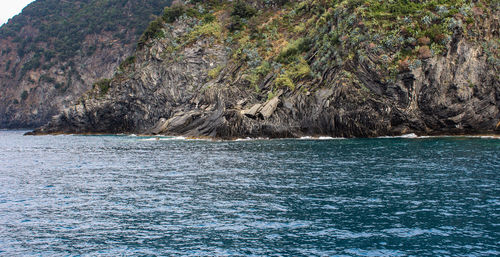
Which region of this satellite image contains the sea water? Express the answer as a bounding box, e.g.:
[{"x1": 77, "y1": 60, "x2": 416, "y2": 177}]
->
[{"x1": 0, "y1": 130, "x2": 498, "y2": 256}]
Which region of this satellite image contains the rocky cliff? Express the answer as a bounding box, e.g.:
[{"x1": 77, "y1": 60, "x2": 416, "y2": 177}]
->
[
  {"x1": 32, "y1": 0, "x2": 500, "y2": 138},
  {"x1": 0, "y1": 0, "x2": 172, "y2": 128}
]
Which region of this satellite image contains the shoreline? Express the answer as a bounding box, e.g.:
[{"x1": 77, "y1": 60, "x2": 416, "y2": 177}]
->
[{"x1": 21, "y1": 130, "x2": 500, "y2": 141}]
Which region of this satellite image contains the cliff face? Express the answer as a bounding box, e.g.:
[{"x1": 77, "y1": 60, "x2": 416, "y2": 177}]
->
[
  {"x1": 33, "y1": 0, "x2": 500, "y2": 138},
  {"x1": 0, "y1": 0, "x2": 172, "y2": 128}
]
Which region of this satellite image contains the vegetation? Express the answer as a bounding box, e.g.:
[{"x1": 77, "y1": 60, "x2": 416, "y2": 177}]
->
[
  {"x1": 0, "y1": 0, "x2": 173, "y2": 76},
  {"x1": 229, "y1": 0, "x2": 257, "y2": 31},
  {"x1": 20, "y1": 90, "x2": 28, "y2": 101},
  {"x1": 9, "y1": 0, "x2": 495, "y2": 101},
  {"x1": 138, "y1": 1, "x2": 222, "y2": 48},
  {"x1": 185, "y1": 22, "x2": 223, "y2": 45},
  {"x1": 137, "y1": 18, "x2": 166, "y2": 48},
  {"x1": 163, "y1": 0, "x2": 497, "y2": 91},
  {"x1": 119, "y1": 56, "x2": 136, "y2": 71},
  {"x1": 208, "y1": 65, "x2": 223, "y2": 79},
  {"x1": 163, "y1": 4, "x2": 187, "y2": 23},
  {"x1": 284, "y1": 0, "x2": 499, "y2": 81},
  {"x1": 93, "y1": 79, "x2": 112, "y2": 96}
]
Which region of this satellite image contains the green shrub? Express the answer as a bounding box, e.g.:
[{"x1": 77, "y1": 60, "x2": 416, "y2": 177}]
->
[
  {"x1": 208, "y1": 65, "x2": 223, "y2": 79},
  {"x1": 20, "y1": 90, "x2": 28, "y2": 101},
  {"x1": 267, "y1": 90, "x2": 276, "y2": 101},
  {"x1": 119, "y1": 56, "x2": 136, "y2": 70},
  {"x1": 21, "y1": 54, "x2": 42, "y2": 72},
  {"x1": 137, "y1": 18, "x2": 164, "y2": 48},
  {"x1": 229, "y1": 0, "x2": 257, "y2": 32},
  {"x1": 231, "y1": 1, "x2": 256, "y2": 19},
  {"x1": 163, "y1": 4, "x2": 185, "y2": 23},
  {"x1": 185, "y1": 22, "x2": 222, "y2": 44},
  {"x1": 275, "y1": 74, "x2": 295, "y2": 90},
  {"x1": 287, "y1": 57, "x2": 311, "y2": 80},
  {"x1": 228, "y1": 15, "x2": 244, "y2": 32},
  {"x1": 5, "y1": 60, "x2": 11, "y2": 71},
  {"x1": 255, "y1": 61, "x2": 271, "y2": 77},
  {"x1": 203, "y1": 13, "x2": 216, "y2": 23},
  {"x1": 39, "y1": 74, "x2": 55, "y2": 83},
  {"x1": 93, "y1": 78, "x2": 112, "y2": 96},
  {"x1": 277, "y1": 37, "x2": 312, "y2": 64},
  {"x1": 54, "y1": 83, "x2": 64, "y2": 90}
]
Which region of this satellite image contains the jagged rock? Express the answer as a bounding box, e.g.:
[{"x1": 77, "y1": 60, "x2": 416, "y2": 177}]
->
[
  {"x1": 0, "y1": 0, "x2": 172, "y2": 129},
  {"x1": 30, "y1": 8, "x2": 500, "y2": 139},
  {"x1": 150, "y1": 118, "x2": 168, "y2": 134},
  {"x1": 158, "y1": 110, "x2": 203, "y2": 134},
  {"x1": 259, "y1": 96, "x2": 280, "y2": 119},
  {"x1": 236, "y1": 99, "x2": 247, "y2": 108},
  {"x1": 241, "y1": 104, "x2": 263, "y2": 119}
]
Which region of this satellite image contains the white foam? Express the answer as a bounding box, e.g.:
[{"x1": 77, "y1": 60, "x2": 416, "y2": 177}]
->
[
  {"x1": 137, "y1": 134, "x2": 499, "y2": 141},
  {"x1": 399, "y1": 133, "x2": 418, "y2": 138},
  {"x1": 299, "y1": 136, "x2": 345, "y2": 140},
  {"x1": 138, "y1": 136, "x2": 186, "y2": 141},
  {"x1": 139, "y1": 138, "x2": 157, "y2": 141},
  {"x1": 379, "y1": 134, "x2": 499, "y2": 139},
  {"x1": 234, "y1": 137, "x2": 270, "y2": 141},
  {"x1": 318, "y1": 136, "x2": 345, "y2": 140},
  {"x1": 162, "y1": 136, "x2": 186, "y2": 141},
  {"x1": 479, "y1": 135, "x2": 500, "y2": 139},
  {"x1": 378, "y1": 133, "x2": 418, "y2": 139},
  {"x1": 235, "y1": 137, "x2": 253, "y2": 141}
]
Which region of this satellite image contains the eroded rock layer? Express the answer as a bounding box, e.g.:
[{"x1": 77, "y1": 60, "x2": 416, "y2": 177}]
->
[{"x1": 33, "y1": 0, "x2": 500, "y2": 138}]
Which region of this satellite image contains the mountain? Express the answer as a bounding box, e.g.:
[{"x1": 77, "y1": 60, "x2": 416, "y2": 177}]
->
[
  {"x1": 0, "y1": 0, "x2": 172, "y2": 128},
  {"x1": 33, "y1": 0, "x2": 499, "y2": 138}
]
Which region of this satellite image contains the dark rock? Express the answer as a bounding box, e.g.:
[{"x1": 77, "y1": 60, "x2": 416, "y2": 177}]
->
[{"x1": 30, "y1": 21, "x2": 500, "y2": 139}]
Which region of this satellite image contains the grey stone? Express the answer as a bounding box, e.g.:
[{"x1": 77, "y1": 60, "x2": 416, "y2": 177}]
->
[
  {"x1": 30, "y1": 21, "x2": 500, "y2": 139},
  {"x1": 259, "y1": 97, "x2": 280, "y2": 119}
]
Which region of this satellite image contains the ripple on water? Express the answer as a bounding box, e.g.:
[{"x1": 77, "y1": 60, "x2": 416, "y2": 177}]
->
[{"x1": 0, "y1": 131, "x2": 498, "y2": 255}]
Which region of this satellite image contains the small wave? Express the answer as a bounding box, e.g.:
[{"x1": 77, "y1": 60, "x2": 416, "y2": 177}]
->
[
  {"x1": 138, "y1": 136, "x2": 186, "y2": 141},
  {"x1": 233, "y1": 136, "x2": 344, "y2": 141},
  {"x1": 139, "y1": 138, "x2": 160, "y2": 141},
  {"x1": 379, "y1": 133, "x2": 419, "y2": 139},
  {"x1": 299, "y1": 136, "x2": 345, "y2": 140},
  {"x1": 232, "y1": 137, "x2": 270, "y2": 141},
  {"x1": 318, "y1": 136, "x2": 345, "y2": 140},
  {"x1": 418, "y1": 135, "x2": 500, "y2": 139},
  {"x1": 380, "y1": 134, "x2": 499, "y2": 139},
  {"x1": 136, "y1": 134, "x2": 499, "y2": 141},
  {"x1": 399, "y1": 133, "x2": 418, "y2": 138},
  {"x1": 479, "y1": 135, "x2": 500, "y2": 139},
  {"x1": 234, "y1": 137, "x2": 253, "y2": 141}
]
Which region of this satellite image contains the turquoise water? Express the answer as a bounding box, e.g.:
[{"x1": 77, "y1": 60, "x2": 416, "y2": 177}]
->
[{"x1": 0, "y1": 130, "x2": 498, "y2": 256}]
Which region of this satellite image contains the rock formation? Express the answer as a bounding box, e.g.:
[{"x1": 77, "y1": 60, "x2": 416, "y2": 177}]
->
[
  {"x1": 0, "y1": 0, "x2": 172, "y2": 128},
  {"x1": 31, "y1": 0, "x2": 500, "y2": 138}
]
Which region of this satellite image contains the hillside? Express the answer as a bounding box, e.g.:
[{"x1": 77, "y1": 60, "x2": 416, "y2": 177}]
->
[
  {"x1": 0, "y1": 0, "x2": 172, "y2": 128},
  {"x1": 34, "y1": 0, "x2": 499, "y2": 138}
]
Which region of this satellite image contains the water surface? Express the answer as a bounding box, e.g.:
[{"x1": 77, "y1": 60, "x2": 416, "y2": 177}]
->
[{"x1": 0, "y1": 131, "x2": 498, "y2": 256}]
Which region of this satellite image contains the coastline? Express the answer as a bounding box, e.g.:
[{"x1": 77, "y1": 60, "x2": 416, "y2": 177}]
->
[{"x1": 22, "y1": 130, "x2": 500, "y2": 141}]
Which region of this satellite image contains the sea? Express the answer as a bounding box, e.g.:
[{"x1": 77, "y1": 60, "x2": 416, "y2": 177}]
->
[{"x1": 0, "y1": 130, "x2": 498, "y2": 256}]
